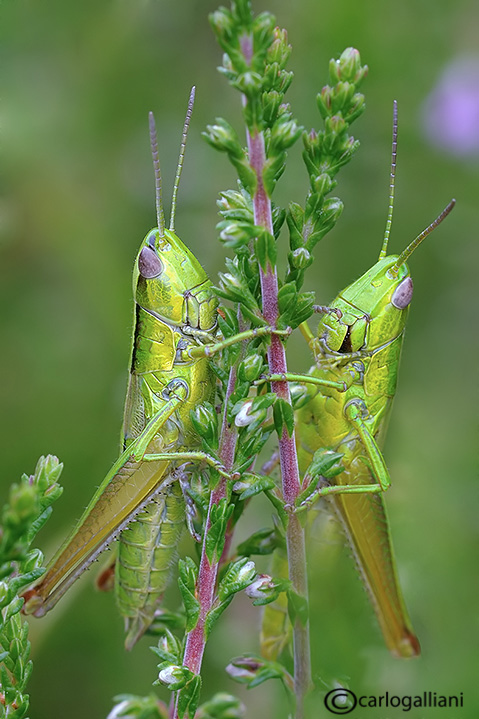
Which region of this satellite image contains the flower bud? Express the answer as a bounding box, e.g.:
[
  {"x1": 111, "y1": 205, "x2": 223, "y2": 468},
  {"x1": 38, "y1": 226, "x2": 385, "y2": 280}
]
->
[
  {"x1": 267, "y1": 27, "x2": 291, "y2": 66},
  {"x1": 236, "y1": 560, "x2": 256, "y2": 584},
  {"x1": 218, "y1": 221, "x2": 256, "y2": 249},
  {"x1": 158, "y1": 664, "x2": 189, "y2": 689},
  {"x1": 190, "y1": 403, "x2": 217, "y2": 444},
  {"x1": 333, "y1": 80, "x2": 354, "y2": 112},
  {"x1": 209, "y1": 8, "x2": 235, "y2": 40},
  {"x1": 337, "y1": 47, "x2": 367, "y2": 84},
  {"x1": 325, "y1": 114, "x2": 347, "y2": 138},
  {"x1": 22, "y1": 548, "x2": 44, "y2": 573},
  {"x1": 271, "y1": 119, "x2": 302, "y2": 151},
  {"x1": 204, "y1": 119, "x2": 242, "y2": 157},
  {"x1": 346, "y1": 92, "x2": 366, "y2": 122},
  {"x1": 290, "y1": 247, "x2": 312, "y2": 270},
  {"x1": 234, "y1": 399, "x2": 267, "y2": 428},
  {"x1": 290, "y1": 382, "x2": 311, "y2": 410},
  {"x1": 36, "y1": 454, "x2": 63, "y2": 487},
  {"x1": 233, "y1": 71, "x2": 263, "y2": 97},
  {"x1": 321, "y1": 198, "x2": 344, "y2": 229},
  {"x1": 226, "y1": 657, "x2": 261, "y2": 682},
  {"x1": 238, "y1": 354, "x2": 264, "y2": 382},
  {"x1": 218, "y1": 558, "x2": 256, "y2": 602},
  {"x1": 245, "y1": 574, "x2": 275, "y2": 600},
  {"x1": 313, "y1": 173, "x2": 334, "y2": 197},
  {"x1": 157, "y1": 630, "x2": 181, "y2": 660},
  {"x1": 262, "y1": 90, "x2": 282, "y2": 125},
  {"x1": 317, "y1": 86, "x2": 333, "y2": 118}
]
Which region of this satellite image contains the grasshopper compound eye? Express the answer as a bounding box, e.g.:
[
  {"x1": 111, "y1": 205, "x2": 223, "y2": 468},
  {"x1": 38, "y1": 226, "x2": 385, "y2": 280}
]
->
[
  {"x1": 138, "y1": 245, "x2": 163, "y2": 278},
  {"x1": 391, "y1": 276, "x2": 413, "y2": 309}
]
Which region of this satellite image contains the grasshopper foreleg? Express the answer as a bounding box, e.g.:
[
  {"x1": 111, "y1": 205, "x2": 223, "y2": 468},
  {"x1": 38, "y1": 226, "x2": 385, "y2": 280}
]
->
[
  {"x1": 187, "y1": 325, "x2": 291, "y2": 360},
  {"x1": 343, "y1": 399, "x2": 391, "y2": 492},
  {"x1": 253, "y1": 371, "x2": 354, "y2": 392}
]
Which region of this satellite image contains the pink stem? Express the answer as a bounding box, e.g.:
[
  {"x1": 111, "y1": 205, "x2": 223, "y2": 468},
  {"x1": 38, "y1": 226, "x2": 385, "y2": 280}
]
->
[
  {"x1": 246, "y1": 125, "x2": 311, "y2": 716},
  {"x1": 172, "y1": 369, "x2": 238, "y2": 717}
]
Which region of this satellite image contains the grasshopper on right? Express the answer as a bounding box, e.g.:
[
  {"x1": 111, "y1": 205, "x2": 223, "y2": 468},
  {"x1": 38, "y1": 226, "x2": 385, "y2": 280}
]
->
[
  {"x1": 296, "y1": 103, "x2": 454, "y2": 657},
  {"x1": 264, "y1": 102, "x2": 454, "y2": 659}
]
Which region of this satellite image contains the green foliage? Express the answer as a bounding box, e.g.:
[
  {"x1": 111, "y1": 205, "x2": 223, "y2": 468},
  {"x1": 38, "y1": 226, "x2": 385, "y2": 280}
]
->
[{"x1": 0, "y1": 456, "x2": 63, "y2": 719}]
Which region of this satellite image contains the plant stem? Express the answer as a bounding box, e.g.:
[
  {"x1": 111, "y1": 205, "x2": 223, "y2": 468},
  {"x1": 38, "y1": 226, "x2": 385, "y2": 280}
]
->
[
  {"x1": 172, "y1": 368, "x2": 238, "y2": 718},
  {"x1": 246, "y1": 125, "x2": 311, "y2": 717}
]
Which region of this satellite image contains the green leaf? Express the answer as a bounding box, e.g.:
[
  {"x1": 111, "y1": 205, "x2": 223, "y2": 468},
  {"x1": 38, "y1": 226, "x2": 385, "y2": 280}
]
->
[
  {"x1": 177, "y1": 558, "x2": 200, "y2": 632},
  {"x1": 236, "y1": 526, "x2": 284, "y2": 557},
  {"x1": 286, "y1": 291, "x2": 315, "y2": 328},
  {"x1": 150, "y1": 629, "x2": 182, "y2": 664},
  {"x1": 190, "y1": 403, "x2": 218, "y2": 446},
  {"x1": 277, "y1": 282, "x2": 297, "y2": 315},
  {"x1": 3, "y1": 597, "x2": 24, "y2": 623},
  {"x1": 287, "y1": 588, "x2": 309, "y2": 627},
  {"x1": 205, "y1": 500, "x2": 234, "y2": 564},
  {"x1": 217, "y1": 558, "x2": 256, "y2": 603},
  {"x1": 254, "y1": 228, "x2": 277, "y2": 272},
  {"x1": 204, "y1": 596, "x2": 234, "y2": 639},
  {"x1": 230, "y1": 154, "x2": 258, "y2": 194},
  {"x1": 176, "y1": 674, "x2": 202, "y2": 719},
  {"x1": 232, "y1": 473, "x2": 276, "y2": 500},
  {"x1": 225, "y1": 655, "x2": 294, "y2": 697},
  {"x1": 145, "y1": 610, "x2": 186, "y2": 636},
  {"x1": 203, "y1": 118, "x2": 243, "y2": 157},
  {"x1": 272, "y1": 398, "x2": 295, "y2": 437},
  {"x1": 237, "y1": 354, "x2": 265, "y2": 382},
  {"x1": 262, "y1": 152, "x2": 286, "y2": 197}
]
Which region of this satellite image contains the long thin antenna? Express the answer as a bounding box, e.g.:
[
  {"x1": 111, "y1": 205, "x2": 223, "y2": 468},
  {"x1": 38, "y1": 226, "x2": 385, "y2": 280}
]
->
[
  {"x1": 379, "y1": 100, "x2": 398, "y2": 260},
  {"x1": 169, "y1": 86, "x2": 196, "y2": 233},
  {"x1": 390, "y1": 199, "x2": 456, "y2": 275},
  {"x1": 149, "y1": 111, "x2": 165, "y2": 239}
]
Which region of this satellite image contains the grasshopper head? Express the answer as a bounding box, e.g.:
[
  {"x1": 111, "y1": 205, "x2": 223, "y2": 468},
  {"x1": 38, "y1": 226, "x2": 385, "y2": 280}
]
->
[
  {"x1": 318, "y1": 199, "x2": 455, "y2": 355},
  {"x1": 132, "y1": 91, "x2": 216, "y2": 332},
  {"x1": 133, "y1": 228, "x2": 216, "y2": 331},
  {"x1": 319, "y1": 256, "x2": 413, "y2": 354}
]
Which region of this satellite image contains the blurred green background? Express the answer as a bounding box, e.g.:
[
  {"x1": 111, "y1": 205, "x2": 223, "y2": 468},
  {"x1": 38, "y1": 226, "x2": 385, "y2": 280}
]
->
[{"x1": 1, "y1": 0, "x2": 478, "y2": 717}]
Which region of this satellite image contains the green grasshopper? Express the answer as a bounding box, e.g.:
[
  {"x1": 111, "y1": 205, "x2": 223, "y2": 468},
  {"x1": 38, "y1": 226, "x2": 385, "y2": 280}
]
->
[
  {"x1": 262, "y1": 103, "x2": 454, "y2": 659},
  {"x1": 23, "y1": 88, "x2": 226, "y2": 649}
]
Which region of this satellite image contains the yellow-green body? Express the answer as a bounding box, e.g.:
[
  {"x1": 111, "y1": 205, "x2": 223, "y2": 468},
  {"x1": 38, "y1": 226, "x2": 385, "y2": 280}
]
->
[
  {"x1": 24, "y1": 227, "x2": 218, "y2": 647},
  {"x1": 116, "y1": 227, "x2": 217, "y2": 646},
  {"x1": 296, "y1": 256, "x2": 420, "y2": 657}
]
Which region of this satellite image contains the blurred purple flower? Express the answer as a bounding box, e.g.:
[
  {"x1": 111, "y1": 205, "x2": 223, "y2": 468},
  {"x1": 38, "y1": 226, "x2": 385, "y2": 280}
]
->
[{"x1": 422, "y1": 56, "x2": 479, "y2": 156}]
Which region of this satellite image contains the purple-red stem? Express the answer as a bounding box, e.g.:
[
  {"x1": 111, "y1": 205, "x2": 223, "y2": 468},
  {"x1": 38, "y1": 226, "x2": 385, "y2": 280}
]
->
[
  {"x1": 246, "y1": 122, "x2": 311, "y2": 717},
  {"x1": 171, "y1": 369, "x2": 238, "y2": 718}
]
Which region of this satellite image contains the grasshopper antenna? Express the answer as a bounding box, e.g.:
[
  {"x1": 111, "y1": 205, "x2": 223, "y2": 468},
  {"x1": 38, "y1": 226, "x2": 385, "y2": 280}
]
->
[
  {"x1": 379, "y1": 99, "x2": 398, "y2": 260},
  {"x1": 169, "y1": 86, "x2": 196, "y2": 233},
  {"x1": 390, "y1": 199, "x2": 456, "y2": 275},
  {"x1": 149, "y1": 111, "x2": 166, "y2": 240}
]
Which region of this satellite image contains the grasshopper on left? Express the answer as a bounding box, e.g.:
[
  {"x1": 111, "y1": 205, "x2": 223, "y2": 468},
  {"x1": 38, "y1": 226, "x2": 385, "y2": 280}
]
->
[{"x1": 23, "y1": 88, "x2": 223, "y2": 649}]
